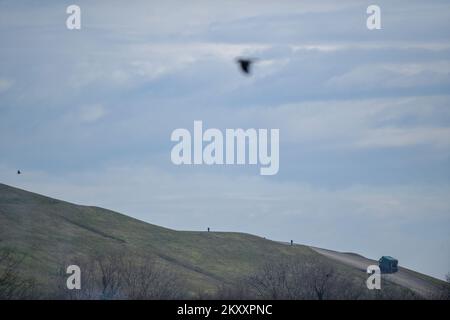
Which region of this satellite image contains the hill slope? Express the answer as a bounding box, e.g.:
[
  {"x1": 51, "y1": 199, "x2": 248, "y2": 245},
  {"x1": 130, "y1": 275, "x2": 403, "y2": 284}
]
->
[
  {"x1": 0, "y1": 183, "x2": 447, "y2": 299},
  {"x1": 310, "y1": 247, "x2": 445, "y2": 298}
]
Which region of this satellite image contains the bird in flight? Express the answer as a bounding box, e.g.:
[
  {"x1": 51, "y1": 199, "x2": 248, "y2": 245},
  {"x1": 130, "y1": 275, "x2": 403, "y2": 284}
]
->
[
  {"x1": 236, "y1": 58, "x2": 257, "y2": 75},
  {"x1": 17, "y1": 170, "x2": 21, "y2": 175}
]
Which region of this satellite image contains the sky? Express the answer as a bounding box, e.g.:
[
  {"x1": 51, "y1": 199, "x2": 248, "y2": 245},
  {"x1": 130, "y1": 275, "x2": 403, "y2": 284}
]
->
[{"x1": 0, "y1": 0, "x2": 449, "y2": 280}]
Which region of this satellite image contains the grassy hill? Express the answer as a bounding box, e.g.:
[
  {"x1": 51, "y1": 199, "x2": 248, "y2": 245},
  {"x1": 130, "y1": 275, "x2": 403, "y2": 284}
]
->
[{"x1": 0, "y1": 183, "x2": 447, "y2": 299}]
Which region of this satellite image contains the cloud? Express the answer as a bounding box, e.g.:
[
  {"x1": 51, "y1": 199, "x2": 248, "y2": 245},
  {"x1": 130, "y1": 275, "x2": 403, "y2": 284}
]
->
[
  {"x1": 291, "y1": 42, "x2": 450, "y2": 52},
  {"x1": 78, "y1": 104, "x2": 107, "y2": 123},
  {"x1": 221, "y1": 95, "x2": 450, "y2": 151},
  {"x1": 353, "y1": 126, "x2": 450, "y2": 149},
  {"x1": 0, "y1": 78, "x2": 13, "y2": 93},
  {"x1": 326, "y1": 61, "x2": 450, "y2": 90}
]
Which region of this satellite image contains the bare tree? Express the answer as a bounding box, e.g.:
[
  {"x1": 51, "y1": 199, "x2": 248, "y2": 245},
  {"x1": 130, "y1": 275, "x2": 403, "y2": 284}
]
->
[
  {"x1": 121, "y1": 257, "x2": 184, "y2": 299},
  {"x1": 441, "y1": 272, "x2": 450, "y2": 300},
  {"x1": 248, "y1": 260, "x2": 290, "y2": 299},
  {"x1": 96, "y1": 253, "x2": 125, "y2": 299},
  {"x1": 428, "y1": 272, "x2": 450, "y2": 300},
  {"x1": 0, "y1": 248, "x2": 36, "y2": 299},
  {"x1": 305, "y1": 257, "x2": 336, "y2": 300},
  {"x1": 212, "y1": 282, "x2": 254, "y2": 300},
  {"x1": 247, "y1": 256, "x2": 365, "y2": 300},
  {"x1": 248, "y1": 258, "x2": 317, "y2": 299},
  {"x1": 55, "y1": 252, "x2": 185, "y2": 300}
]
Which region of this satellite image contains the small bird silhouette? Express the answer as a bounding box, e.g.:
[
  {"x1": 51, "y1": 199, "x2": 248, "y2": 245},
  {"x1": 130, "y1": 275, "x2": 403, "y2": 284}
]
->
[
  {"x1": 17, "y1": 170, "x2": 21, "y2": 175},
  {"x1": 236, "y1": 58, "x2": 257, "y2": 75}
]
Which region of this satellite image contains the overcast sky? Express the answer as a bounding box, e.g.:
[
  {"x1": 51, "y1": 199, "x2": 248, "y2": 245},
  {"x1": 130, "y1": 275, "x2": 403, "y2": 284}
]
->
[{"x1": 0, "y1": 0, "x2": 449, "y2": 279}]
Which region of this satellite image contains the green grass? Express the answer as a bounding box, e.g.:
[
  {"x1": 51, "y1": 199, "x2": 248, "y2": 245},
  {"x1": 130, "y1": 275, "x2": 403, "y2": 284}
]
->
[{"x1": 0, "y1": 183, "x2": 318, "y2": 296}]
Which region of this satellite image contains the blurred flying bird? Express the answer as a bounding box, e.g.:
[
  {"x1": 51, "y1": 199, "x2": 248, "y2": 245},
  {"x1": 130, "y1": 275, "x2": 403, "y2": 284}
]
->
[
  {"x1": 236, "y1": 58, "x2": 257, "y2": 75},
  {"x1": 17, "y1": 170, "x2": 21, "y2": 175}
]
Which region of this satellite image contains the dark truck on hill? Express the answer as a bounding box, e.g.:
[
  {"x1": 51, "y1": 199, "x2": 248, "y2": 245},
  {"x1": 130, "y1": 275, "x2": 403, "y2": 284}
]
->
[{"x1": 379, "y1": 256, "x2": 398, "y2": 273}]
